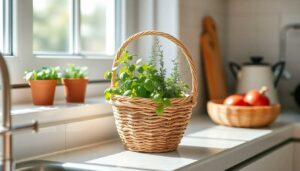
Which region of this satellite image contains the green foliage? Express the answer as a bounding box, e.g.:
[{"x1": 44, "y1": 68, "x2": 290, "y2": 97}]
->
[
  {"x1": 149, "y1": 38, "x2": 159, "y2": 67},
  {"x1": 24, "y1": 66, "x2": 61, "y2": 81},
  {"x1": 104, "y1": 40, "x2": 189, "y2": 115},
  {"x1": 155, "y1": 38, "x2": 167, "y2": 96},
  {"x1": 171, "y1": 56, "x2": 180, "y2": 84},
  {"x1": 63, "y1": 64, "x2": 88, "y2": 79},
  {"x1": 164, "y1": 54, "x2": 189, "y2": 98}
]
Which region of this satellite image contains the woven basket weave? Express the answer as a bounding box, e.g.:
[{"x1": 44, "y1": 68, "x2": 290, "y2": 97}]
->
[{"x1": 109, "y1": 31, "x2": 198, "y2": 153}]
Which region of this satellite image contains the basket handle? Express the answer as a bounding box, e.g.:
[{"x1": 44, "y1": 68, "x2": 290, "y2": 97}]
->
[{"x1": 111, "y1": 30, "x2": 198, "y2": 104}]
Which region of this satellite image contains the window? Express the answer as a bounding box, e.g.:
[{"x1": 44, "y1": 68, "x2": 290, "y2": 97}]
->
[
  {"x1": 6, "y1": 0, "x2": 122, "y2": 82},
  {"x1": 33, "y1": 0, "x2": 116, "y2": 56},
  {"x1": 0, "y1": 0, "x2": 12, "y2": 55},
  {"x1": 2, "y1": 0, "x2": 126, "y2": 103},
  {"x1": 0, "y1": 0, "x2": 3, "y2": 52}
]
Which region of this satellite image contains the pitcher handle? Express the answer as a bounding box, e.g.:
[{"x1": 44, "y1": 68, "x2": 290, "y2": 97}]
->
[
  {"x1": 229, "y1": 62, "x2": 241, "y2": 80},
  {"x1": 272, "y1": 61, "x2": 285, "y2": 87}
]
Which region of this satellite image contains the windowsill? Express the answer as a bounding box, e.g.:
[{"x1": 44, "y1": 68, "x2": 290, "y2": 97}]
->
[
  {"x1": 3, "y1": 55, "x2": 15, "y2": 58},
  {"x1": 11, "y1": 97, "x2": 113, "y2": 127}
]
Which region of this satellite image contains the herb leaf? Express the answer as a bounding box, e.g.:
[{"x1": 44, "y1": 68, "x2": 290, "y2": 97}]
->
[
  {"x1": 63, "y1": 64, "x2": 88, "y2": 79},
  {"x1": 24, "y1": 66, "x2": 61, "y2": 81}
]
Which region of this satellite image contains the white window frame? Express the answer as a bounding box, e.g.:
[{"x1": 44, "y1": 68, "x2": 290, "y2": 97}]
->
[{"x1": 1, "y1": 0, "x2": 13, "y2": 55}]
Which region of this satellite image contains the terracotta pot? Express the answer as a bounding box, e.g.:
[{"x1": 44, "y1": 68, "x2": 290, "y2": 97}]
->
[
  {"x1": 62, "y1": 78, "x2": 88, "y2": 103},
  {"x1": 29, "y1": 80, "x2": 57, "y2": 105}
]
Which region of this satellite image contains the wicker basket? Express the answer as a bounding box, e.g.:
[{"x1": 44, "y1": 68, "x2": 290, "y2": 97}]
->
[
  {"x1": 109, "y1": 31, "x2": 198, "y2": 153},
  {"x1": 207, "y1": 100, "x2": 281, "y2": 128}
]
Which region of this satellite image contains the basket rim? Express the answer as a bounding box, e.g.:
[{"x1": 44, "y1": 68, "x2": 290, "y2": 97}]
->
[
  {"x1": 208, "y1": 99, "x2": 281, "y2": 109},
  {"x1": 111, "y1": 94, "x2": 193, "y2": 100},
  {"x1": 109, "y1": 94, "x2": 195, "y2": 108}
]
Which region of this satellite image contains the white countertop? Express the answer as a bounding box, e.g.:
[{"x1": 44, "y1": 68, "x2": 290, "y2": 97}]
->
[{"x1": 36, "y1": 112, "x2": 300, "y2": 171}]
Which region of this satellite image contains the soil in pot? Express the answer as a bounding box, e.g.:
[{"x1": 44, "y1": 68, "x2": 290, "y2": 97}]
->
[
  {"x1": 29, "y1": 80, "x2": 57, "y2": 105},
  {"x1": 62, "y1": 79, "x2": 88, "y2": 103}
]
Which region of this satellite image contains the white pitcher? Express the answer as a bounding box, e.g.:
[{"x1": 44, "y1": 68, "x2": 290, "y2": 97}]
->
[{"x1": 229, "y1": 56, "x2": 285, "y2": 104}]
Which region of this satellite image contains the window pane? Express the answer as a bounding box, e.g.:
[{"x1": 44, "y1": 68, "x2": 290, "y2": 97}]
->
[
  {"x1": 80, "y1": 0, "x2": 115, "y2": 55},
  {"x1": 0, "y1": 0, "x2": 3, "y2": 53},
  {"x1": 33, "y1": 0, "x2": 70, "y2": 53},
  {"x1": 0, "y1": 0, "x2": 12, "y2": 55}
]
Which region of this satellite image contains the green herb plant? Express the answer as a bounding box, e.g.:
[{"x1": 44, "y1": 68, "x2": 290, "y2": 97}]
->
[
  {"x1": 24, "y1": 66, "x2": 61, "y2": 81},
  {"x1": 104, "y1": 38, "x2": 188, "y2": 115},
  {"x1": 63, "y1": 64, "x2": 88, "y2": 79}
]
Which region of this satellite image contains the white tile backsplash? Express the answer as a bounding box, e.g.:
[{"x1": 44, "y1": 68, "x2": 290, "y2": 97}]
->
[
  {"x1": 279, "y1": 0, "x2": 300, "y2": 14},
  {"x1": 252, "y1": 0, "x2": 281, "y2": 15},
  {"x1": 228, "y1": 0, "x2": 253, "y2": 14}
]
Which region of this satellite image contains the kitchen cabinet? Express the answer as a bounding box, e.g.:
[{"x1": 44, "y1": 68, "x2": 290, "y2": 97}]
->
[
  {"x1": 295, "y1": 143, "x2": 300, "y2": 171},
  {"x1": 232, "y1": 142, "x2": 296, "y2": 171}
]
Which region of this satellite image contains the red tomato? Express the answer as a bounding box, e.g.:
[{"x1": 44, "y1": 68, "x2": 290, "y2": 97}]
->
[
  {"x1": 224, "y1": 94, "x2": 250, "y2": 106},
  {"x1": 244, "y1": 89, "x2": 270, "y2": 106}
]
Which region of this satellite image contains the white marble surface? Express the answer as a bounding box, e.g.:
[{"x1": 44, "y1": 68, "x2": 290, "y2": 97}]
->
[{"x1": 36, "y1": 112, "x2": 300, "y2": 171}]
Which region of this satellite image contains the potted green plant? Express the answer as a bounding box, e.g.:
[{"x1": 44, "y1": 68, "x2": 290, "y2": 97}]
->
[
  {"x1": 62, "y1": 64, "x2": 88, "y2": 103},
  {"x1": 104, "y1": 32, "x2": 197, "y2": 153},
  {"x1": 24, "y1": 66, "x2": 61, "y2": 105}
]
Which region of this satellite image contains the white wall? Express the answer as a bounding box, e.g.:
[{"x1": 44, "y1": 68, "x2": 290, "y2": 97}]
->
[
  {"x1": 179, "y1": 0, "x2": 227, "y2": 114},
  {"x1": 227, "y1": 0, "x2": 300, "y2": 110}
]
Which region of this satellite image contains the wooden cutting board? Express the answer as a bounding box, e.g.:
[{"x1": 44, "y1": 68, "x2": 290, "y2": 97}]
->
[{"x1": 200, "y1": 16, "x2": 227, "y2": 100}]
